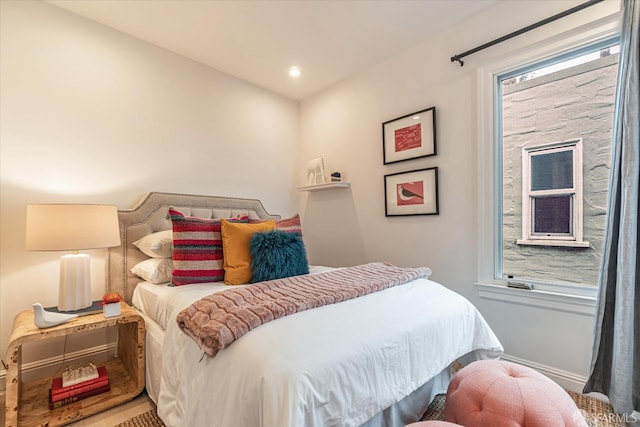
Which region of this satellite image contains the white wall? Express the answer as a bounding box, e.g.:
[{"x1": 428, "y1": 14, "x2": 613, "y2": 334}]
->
[
  {"x1": 298, "y1": 0, "x2": 620, "y2": 392},
  {"x1": 0, "y1": 1, "x2": 299, "y2": 363}
]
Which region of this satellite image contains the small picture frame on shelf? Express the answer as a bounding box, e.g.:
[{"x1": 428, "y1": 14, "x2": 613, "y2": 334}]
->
[
  {"x1": 382, "y1": 107, "x2": 436, "y2": 165},
  {"x1": 384, "y1": 167, "x2": 439, "y2": 216}
]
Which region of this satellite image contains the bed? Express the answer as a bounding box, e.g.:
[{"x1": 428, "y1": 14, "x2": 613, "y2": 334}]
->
[{"x1": 107, "y1": 192, "x2": 503, "y2": 427}]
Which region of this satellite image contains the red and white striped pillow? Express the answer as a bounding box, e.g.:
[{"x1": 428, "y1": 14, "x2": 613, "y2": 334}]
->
[{"x1": 168, "y1": 208, "x2": 248, "y2": 286}]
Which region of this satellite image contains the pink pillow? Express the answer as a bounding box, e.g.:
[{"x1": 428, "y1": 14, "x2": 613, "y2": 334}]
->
[{"x1": 250, "y1": 214, "x2": 302, "y2": 236}]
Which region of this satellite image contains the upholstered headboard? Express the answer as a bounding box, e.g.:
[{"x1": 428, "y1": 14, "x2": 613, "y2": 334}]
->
[{"x1": 107, "y1": 192, "x2": 280, "y2": 303}]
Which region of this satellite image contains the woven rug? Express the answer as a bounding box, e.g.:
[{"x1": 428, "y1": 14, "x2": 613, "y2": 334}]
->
[
  {"x1": 117, "y1": 391, "x2": 621, "y2": 427},
  {"x1": 115, "y1": 409, "x2": 165, "y2": 427}
]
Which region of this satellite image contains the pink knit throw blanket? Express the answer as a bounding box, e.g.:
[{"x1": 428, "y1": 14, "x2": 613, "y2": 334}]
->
[{"x1": 176, "y1": 262, "x2": 430, "y2": 357}]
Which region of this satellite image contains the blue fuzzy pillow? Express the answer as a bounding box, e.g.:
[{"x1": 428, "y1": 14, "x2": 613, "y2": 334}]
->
[{"x1": 249, "y1": 230, "x2": 309, "y2": 283}]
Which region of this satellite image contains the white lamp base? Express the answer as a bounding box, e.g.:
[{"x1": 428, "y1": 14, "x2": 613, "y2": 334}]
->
[{"x1": 58, "y1": 253, "x2": 92, "y2": 311}]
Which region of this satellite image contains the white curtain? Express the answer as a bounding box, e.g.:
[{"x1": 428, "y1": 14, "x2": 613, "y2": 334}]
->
[{"x1": 583, "y1": 0, "x2": 639, "y2": 417}]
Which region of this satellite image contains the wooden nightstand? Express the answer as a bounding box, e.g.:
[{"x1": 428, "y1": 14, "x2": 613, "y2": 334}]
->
[{"x1": 4, "y1": 302, "x2": 145, "y2": 427}]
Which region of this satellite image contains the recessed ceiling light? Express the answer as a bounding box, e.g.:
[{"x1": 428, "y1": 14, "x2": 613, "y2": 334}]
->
[{"x1": 289, "y1": 66, "x2": 301, "y2": 78}]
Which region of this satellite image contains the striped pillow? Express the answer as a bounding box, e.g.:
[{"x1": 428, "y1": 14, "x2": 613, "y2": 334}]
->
[
  {"x1": 250, "y1": 214, "x2": 302, "y2": 236},
  {"x1": 168, "y1": 208, "x2": 248, "y2": 286}
]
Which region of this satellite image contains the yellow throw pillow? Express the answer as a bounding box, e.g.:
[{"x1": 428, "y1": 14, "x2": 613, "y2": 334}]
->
[{"x1": 221, "y1": 219, "x2": 276, "y2": 285}]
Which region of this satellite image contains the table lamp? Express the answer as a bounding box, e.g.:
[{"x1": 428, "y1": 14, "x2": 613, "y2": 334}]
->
[{"x1": 25, "y1": 204, "x2": 121, "y2": 312}]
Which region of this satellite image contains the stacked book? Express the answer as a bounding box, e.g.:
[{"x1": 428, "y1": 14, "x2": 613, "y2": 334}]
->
[{"x1": 49, "y1": 365, "x2": 110, "y2": 409}]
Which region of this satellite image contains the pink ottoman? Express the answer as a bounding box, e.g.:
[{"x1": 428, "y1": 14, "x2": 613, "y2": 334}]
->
[
  {"x1": 445, "y1": 360, "x2": 587, "y2": 427},
  {"x1": 405, "y1": 422, "x2": 462, "y2": 426}
]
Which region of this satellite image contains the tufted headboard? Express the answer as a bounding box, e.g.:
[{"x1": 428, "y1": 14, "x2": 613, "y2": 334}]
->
[{"x1": 107, "y1": 192, "x2": 280, "y2": 303}]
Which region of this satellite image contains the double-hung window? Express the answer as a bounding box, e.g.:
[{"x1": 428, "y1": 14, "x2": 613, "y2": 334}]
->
[
  {"x1": 492, "y1": 39, "x2": 618, "y2": 288},
  {"x1": 519, "y1": 140, "x2": 587, "y2": 247}
]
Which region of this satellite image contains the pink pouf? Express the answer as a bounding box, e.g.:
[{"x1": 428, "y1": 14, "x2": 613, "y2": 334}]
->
[{"x1": 445, "y1": 360, "x2": 587, "y2": 427}]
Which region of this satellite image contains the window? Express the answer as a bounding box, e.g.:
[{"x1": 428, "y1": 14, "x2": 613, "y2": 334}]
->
[
  {"x1": 518, "y1": 140, "x2": 588, "y2": 247},
  {"x1": 495, "y1": 40, "x2": 618, "y2": 287}
]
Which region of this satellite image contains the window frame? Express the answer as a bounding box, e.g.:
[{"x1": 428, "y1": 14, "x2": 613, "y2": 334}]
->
[
  {"x1": 475, "y1": 12, "x2": 619, "y2": 302},
  {"x1": 517, "y1": 139, "x2": 589, "y2": 248}
]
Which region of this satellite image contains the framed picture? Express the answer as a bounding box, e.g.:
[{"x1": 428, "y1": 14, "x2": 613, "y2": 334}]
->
[
  {"x1": 382, "y1": 107, "x2": 436, "y2": 164},
  {"x1": 384, "y1": 167, "x2": 439, "y2": 216}
]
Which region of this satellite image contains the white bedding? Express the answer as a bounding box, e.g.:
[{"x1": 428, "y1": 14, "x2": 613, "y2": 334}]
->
[{"x1": 137, "y1": 269, "x2": 503, "y2": 427}]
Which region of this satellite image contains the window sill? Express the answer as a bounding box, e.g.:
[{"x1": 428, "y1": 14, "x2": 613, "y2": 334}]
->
[
  {"x1": 516, "y1": 239, "x2": 590, "y2": 248},
  {"x1": 475, "y1": 282, "x2": 597, "y2": 316}
]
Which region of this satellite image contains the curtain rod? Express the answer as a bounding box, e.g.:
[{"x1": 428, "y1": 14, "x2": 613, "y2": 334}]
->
[{"x1": 450, "y1": 0, "x2": 605, "y2": 66}]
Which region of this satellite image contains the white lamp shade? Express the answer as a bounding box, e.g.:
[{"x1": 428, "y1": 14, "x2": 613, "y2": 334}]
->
[{"x1": 26, "y1": 204, "x2": 121, "y2": 251}]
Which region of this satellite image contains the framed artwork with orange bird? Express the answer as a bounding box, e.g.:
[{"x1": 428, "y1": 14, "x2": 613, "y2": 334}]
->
[{"x1": 384, "y1": 167, "x2": 439, "y2": 216}]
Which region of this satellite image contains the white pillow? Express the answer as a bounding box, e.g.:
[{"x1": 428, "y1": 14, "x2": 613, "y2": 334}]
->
[
  {"x1": 130, "y1": 258, "x2": 174, "y2": 284},
  {"x1": 133, "y1": 230, "x2": 173, "y2": 258}
]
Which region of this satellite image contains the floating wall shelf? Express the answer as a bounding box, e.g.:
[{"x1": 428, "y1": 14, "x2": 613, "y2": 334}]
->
[{"x1": 297, "y1": 182, "x2": 351, "y2": 192}]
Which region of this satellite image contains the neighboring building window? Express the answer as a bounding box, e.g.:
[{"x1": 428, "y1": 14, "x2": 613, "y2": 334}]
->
[
  {"x1": 518, "y1": 140, "x2": 588, "y2": 247},
  {"x1": 497, "y1": 40, "x2": 618, "y2": 287}
]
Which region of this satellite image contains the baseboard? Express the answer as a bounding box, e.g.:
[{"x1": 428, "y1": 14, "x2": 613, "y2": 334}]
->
[
  {"x1": 0, "y1": 342, "x2": 117, "y2": 392},
  {"x1": 500, "y1": 353, "x2": 594, "y2": 395}
]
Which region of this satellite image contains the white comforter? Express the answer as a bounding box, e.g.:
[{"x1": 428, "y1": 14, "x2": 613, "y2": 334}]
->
[{"x1": 155, "y1": 269, "x2": 503, "y2": 427}]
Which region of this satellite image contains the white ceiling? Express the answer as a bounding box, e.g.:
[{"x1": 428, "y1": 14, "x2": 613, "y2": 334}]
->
[{"x1": 47, "y1": 0, "x2": 499, "y2": 100}]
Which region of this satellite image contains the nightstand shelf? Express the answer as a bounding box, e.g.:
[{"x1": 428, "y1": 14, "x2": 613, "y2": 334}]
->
[{"x1": 5, "y1": 302, "x2": 145, "y2": 427}]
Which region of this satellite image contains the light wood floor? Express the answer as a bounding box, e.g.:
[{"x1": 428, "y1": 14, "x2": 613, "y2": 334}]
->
[{"x1": 0, "y1": 389, "x2": 156, "y2": 427}]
